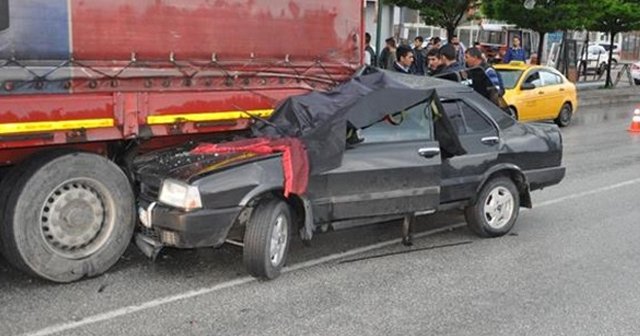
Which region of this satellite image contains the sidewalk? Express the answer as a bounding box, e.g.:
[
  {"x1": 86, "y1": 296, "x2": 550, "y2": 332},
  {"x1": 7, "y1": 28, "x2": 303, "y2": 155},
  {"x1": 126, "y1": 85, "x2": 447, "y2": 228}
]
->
[{"x1": 577, "y1": 84, "x2": 639, "y2": 108}]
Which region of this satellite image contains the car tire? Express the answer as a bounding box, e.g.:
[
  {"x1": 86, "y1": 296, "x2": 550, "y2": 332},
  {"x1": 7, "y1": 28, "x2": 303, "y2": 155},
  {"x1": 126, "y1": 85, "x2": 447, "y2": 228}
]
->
[
  {"x1": 634, "y1": 79, "x2": 640, "y2": 86},
  {"x1": 0, "y1": 151, "x2": 135, "y2": 283},
  {"x1": 508, "y1": 106, "x2": 519, "y2": 120},
  {"x1": 465, "y1": 177, "x2": 520, "y2": 238},
  {"x1": 597, "y1": 63, "x2": 607, "y2": 75},
  {"x1": 243, "y1": 198, "x2": 292, "y2": 280},
  {"x1": 554, "y1": 103, "x2": 573, "y2": 127}
]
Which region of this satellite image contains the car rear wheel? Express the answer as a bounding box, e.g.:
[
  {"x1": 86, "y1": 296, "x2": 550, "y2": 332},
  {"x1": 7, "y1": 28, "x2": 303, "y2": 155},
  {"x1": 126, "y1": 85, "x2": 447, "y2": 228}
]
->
[
  {"x1": 554, "y1": 103, "x2": 572, "y2": 127},
  {"x1": 508, "y1": 106, "x2": 518, "y2": 120},
  {"x1": 0, "y1": 151, "x2": 135, "y2": 283},
  {"x1": 465, "y1": 177, "x2": 520, "y2": 238},
  {"x1": 243, "y1": 198, "x2": 292, "y2": 280}
]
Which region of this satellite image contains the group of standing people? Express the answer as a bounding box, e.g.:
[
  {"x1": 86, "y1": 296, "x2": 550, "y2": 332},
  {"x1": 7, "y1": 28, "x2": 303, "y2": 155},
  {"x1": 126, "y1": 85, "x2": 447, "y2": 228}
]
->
[{"x1": 364, "y1": 33, "x2": 506, "y2": 97}]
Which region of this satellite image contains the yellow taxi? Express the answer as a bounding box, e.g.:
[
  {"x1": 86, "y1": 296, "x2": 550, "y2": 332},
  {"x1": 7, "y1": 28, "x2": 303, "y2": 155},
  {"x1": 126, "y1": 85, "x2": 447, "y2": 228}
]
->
[{"x1": 495, "y1": 61, "x2": 578, "y2": 127}]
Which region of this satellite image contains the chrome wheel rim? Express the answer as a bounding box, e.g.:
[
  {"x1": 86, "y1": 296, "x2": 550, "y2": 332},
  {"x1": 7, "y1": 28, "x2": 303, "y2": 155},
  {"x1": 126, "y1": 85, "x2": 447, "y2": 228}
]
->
[
  {"x1": 40, "y1": 178, "x2": 115, "y2": 259},
  {"x1": 269, "y1": 214, "x2": 288, "y2": 267},
  {"x1": 483, "y1": 186, "x2": 514, "y2": 230}
]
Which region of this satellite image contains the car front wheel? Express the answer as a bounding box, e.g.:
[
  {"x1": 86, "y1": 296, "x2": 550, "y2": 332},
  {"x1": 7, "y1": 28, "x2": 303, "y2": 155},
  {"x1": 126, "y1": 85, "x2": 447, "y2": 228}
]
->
[
  {"x1": 243, "y1": 198, "x2": 292, "y2": 280},
  {"x1": 465, "y1": 177, "x2": 520, "y2": 238}
]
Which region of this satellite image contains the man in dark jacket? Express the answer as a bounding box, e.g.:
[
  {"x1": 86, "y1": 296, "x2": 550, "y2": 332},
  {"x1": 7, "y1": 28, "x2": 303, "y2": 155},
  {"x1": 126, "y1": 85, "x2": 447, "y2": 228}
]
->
[
  {"x1": 439, "y1": 44, "x2": 464, "y2": 74},
  {"x1": 465, "y1": 47, "x2": 505, "y2": 96},
  {"x1": 393, "y1": 45, "x2": 415, "y2": 74},
  {"x1": 364, "y1": 32, "x2": 377, "y2": 67},
  {"x1": 427, "y1": 48, "x2": 445, "y2": 76},
  {"x1": 411, "y1": 36, "x2": 427, "y2": 75},
  {"x1": 378, "y1": 37, "x2": 397, "y2": 70}
]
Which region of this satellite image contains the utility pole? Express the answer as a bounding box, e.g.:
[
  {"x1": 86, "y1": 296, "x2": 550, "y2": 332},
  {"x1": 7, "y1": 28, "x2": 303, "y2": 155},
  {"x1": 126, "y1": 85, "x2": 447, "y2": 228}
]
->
[{"x1": 375, "y1": 0, "x2": 384, "y2": 58}]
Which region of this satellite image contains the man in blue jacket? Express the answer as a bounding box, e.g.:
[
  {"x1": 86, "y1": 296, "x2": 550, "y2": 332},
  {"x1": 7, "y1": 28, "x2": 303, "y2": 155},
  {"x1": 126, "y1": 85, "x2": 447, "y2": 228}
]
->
[{"x1": 503, "y1": 36, "x2": 526, "y2": 63}]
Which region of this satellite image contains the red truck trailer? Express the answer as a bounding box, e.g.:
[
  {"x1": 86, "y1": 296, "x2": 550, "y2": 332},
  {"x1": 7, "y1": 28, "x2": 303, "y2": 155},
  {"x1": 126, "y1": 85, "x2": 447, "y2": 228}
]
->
[{"x1": 0, "y1": 0, "x2": 363, "y2": 282}]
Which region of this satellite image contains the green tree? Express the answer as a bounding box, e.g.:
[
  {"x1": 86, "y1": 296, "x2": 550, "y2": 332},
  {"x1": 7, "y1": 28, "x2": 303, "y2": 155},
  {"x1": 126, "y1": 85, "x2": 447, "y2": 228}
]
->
[
  {"x1": 586, "y1": 0, "x2": 640, "y2": 87},
  {"x1": 385, "y1": 0, "x2": 479, "y2": 42},
  {"x1": 483, "y1": 0, "x2": 592, "y2": 65}
]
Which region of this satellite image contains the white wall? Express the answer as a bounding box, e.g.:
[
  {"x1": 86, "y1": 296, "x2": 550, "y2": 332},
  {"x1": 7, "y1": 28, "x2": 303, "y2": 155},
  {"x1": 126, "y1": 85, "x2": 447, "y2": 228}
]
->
[{"x1": 364, "y1": 1, "x2": 396, "y2": 53}]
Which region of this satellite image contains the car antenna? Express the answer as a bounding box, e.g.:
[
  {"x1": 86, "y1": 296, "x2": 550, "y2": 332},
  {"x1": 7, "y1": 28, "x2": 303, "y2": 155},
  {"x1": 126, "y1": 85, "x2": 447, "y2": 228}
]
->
[{"x1": 232, "y1": 104, "x2": 287, "y2": 136}]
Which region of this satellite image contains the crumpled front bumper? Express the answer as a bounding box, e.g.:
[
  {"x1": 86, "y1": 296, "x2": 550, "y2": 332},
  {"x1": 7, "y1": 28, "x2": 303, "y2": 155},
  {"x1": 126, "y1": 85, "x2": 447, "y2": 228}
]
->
[{"x1": 136, "y1": 199, "x2": 242, "y2": 251}]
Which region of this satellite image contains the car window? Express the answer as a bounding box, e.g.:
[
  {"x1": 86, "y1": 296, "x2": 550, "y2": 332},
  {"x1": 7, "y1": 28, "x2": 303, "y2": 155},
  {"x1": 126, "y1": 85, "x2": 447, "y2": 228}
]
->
[
  {"x1": 522, "y1": 32, "x2": 531, "y2": 53},
  {"x1": 466, "y1": 94, "x2": 516, "y2": 130},
  {"x1": 357, "y1": 101, "x2": 432, "y2": 144},
  {"x1": 539, "y1": 70, "x2": 562, "y2": 86},
  {"x1": 479, "y1": 30, "x2": 504, "y2": 45},
  {"x1": 441, "y1": 100, "x2": 494, "y2": 135},
  {"x1": 524, "y1": 71, "x2": 542, "y2": 87},
  {"x1": 496, "y1": 69, "x2": 523, "y2": 89},
  {"x1": 588, "y1": 46, "x2": 604, "y2": 54}
]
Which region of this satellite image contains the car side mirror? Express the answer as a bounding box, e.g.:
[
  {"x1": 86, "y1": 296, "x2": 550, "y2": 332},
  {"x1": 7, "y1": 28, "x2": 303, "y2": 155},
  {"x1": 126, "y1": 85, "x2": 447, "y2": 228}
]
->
[{"x1": 521, "y1": 82, "x2": 536, "y2": 90}]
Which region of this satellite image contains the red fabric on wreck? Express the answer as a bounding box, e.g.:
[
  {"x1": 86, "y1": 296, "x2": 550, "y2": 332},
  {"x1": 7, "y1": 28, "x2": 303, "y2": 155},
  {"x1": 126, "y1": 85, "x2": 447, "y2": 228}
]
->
[{"x1": 191, "y1": 137, "x2": 309, "y2": 197}]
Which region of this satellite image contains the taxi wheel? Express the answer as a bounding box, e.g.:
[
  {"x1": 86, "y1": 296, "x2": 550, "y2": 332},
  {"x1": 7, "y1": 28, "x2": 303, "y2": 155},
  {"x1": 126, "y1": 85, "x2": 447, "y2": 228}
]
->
[
  {"x1": 465, "y1": 177, "x2": 520, "y2": 238},
  {"x1": 554, "y1": 103, "x2": 573, "y2": 127},
  {"x1": 508, "y1": 107, "x2": 518, "y2": 120},
  {"x1": 243, "y1": 198, "x2": 292, "y2": 280}
]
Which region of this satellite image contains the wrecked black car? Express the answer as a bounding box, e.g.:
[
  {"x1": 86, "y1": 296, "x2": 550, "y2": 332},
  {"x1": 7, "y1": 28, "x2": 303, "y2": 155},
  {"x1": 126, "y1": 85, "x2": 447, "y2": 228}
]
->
[{"x1": 134, "y1": 70, "x2": 565, "y2": 280}]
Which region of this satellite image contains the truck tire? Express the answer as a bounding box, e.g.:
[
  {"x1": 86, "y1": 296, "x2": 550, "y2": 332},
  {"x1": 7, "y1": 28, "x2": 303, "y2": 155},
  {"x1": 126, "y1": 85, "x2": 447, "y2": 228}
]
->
[
  {"x1": 0, "y1": 151, "x2": 134, "y2": 283},
  {"x1": 465, "y1": 177, "x2": 520, "y2": 238},
  {"x1": 243, "y1": 199, "x2": 292, "y2": 280}
]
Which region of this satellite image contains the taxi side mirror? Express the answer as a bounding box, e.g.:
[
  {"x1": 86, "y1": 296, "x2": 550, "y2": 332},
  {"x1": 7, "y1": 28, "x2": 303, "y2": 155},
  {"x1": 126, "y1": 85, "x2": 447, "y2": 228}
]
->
[{"x1": 521, "y1": 82, "x2": 536, "y2": 90}]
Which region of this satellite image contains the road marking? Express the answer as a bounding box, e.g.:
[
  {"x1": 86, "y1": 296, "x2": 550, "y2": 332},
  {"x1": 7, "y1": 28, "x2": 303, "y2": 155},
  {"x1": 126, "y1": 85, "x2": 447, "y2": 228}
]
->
[
  {"x1": 21, "y1": 224, "x2": 465, "y2": 336},
  {"x1": 534, "y1": 177, "x2": 640, "y2": 208},
  {"x1": 21, "y1": 176, "x2": 640, "y2": 336}
]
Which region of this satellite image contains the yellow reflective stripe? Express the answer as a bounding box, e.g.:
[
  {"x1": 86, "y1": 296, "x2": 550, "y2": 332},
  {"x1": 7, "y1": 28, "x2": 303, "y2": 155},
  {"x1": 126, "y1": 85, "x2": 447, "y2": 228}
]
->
[
  {"x1": 146, "y1": 109, "x2": 273, "y2": 125},
  {"x1": 0, "y1": 118, "x2": 115, "y2": 135}
]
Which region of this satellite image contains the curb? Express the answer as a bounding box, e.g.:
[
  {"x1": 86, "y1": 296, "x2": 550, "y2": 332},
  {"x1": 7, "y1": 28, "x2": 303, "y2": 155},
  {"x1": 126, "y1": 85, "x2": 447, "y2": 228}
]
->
[{"x1": 578, "y1": 87, "x2": 639, "y2": 108}]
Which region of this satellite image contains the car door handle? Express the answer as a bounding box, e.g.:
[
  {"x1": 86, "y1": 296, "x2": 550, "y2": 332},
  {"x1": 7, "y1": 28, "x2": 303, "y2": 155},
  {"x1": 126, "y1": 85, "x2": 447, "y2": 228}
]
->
[
  {"x1": 538, "y1": 91, "x2": 545, "y2": 95},
  {"x1": 418, "y1": 147, "x2": 440, "y2": 158},
  {"x1": 559, "y1": 88, "x2": 565, "y2": 91},
  {"x1": 481, "y1": 136, "x2": 500, "y2": 145}
]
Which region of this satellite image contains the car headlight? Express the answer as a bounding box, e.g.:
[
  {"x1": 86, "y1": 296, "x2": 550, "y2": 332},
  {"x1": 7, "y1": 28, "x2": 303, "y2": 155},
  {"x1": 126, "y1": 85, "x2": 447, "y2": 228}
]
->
[{"x1": 158, "y1": 179, "x2": 202, "y2": 210}]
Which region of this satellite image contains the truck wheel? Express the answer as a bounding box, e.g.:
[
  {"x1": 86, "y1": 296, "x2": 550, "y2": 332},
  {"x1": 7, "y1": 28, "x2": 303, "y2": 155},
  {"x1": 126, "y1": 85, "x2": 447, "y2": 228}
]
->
[
  {"x1": 465, "y1": 177, "x2": 520, "y2": 238},
  {"x1": 554, "y1": 103, "x2": 573, "y2": 127},
  {"x1": 243, "y1": 199, "x2": 292, "y2": 280},
  {"x1": 0, "y1": 151, "x2": 134, "y2": 283}
]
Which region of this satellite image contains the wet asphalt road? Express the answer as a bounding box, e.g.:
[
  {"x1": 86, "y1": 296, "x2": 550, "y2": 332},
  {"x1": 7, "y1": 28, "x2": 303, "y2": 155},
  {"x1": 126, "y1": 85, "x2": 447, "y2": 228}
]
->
[{"x1": 1, "y1": 102, "x2": 640, "y2": 336}]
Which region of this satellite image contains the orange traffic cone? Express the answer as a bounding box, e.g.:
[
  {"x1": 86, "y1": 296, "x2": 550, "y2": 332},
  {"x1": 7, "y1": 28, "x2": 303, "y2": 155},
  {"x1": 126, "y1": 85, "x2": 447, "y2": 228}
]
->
[{"x1": 628, "y1": 106, "x2": 640, "y2": 133}]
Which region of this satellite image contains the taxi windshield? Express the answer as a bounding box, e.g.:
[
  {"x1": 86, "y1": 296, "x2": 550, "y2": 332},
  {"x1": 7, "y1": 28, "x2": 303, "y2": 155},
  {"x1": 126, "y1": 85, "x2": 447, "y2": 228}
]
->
[{"x1": 497, "y1": 69, "x2": 524, "y2": 89}]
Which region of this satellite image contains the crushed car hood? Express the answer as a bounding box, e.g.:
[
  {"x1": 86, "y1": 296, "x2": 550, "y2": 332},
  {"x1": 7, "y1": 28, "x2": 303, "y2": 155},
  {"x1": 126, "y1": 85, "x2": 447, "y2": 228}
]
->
[{"x1": 134, "y1": 145, "x2": 275, "y2": 185}]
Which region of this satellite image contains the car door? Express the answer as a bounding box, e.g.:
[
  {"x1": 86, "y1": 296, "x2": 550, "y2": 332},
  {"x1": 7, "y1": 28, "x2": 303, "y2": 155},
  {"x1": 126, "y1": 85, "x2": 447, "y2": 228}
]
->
[
  {"x1": 308, "y1": 100, "x2": 441, "y2": 222},
  {"x1": 538, "y1": 70, "x2": 565, "y2": 119},
  {"x1": 516, "y1": 69, "x2": 543, "y2": 121},
  {"x1": 439, "y1": 98, "x2": 500, "y2": 203}
]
